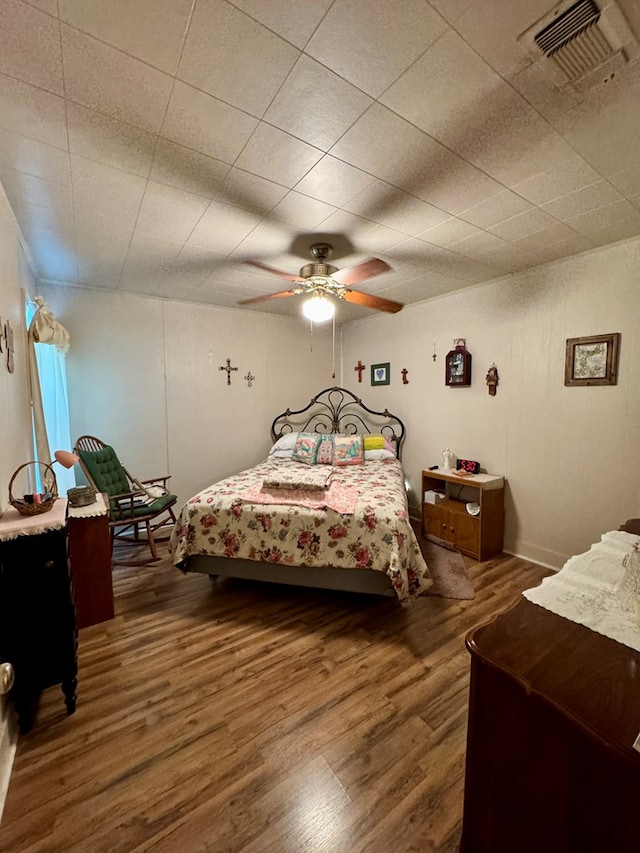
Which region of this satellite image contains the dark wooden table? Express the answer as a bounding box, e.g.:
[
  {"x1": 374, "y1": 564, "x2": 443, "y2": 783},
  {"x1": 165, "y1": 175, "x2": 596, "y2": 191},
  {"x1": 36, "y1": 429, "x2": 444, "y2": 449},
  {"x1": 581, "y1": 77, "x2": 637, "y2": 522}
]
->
[{"x1": 460, "y1": 597, "x2": 640, "y2": 853}]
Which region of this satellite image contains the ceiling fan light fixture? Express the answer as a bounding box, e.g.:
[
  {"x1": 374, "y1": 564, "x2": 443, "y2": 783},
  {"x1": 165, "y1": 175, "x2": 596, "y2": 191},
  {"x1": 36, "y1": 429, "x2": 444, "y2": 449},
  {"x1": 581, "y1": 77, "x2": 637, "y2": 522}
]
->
[{"x1": 302, "y1": 293, "x2": 335, "y2": 323}]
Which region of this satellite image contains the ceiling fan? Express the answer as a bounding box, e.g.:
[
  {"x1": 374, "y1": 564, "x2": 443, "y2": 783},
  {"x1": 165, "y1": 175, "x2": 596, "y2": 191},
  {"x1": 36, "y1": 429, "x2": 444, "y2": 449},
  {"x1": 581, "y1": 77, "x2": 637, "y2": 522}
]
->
[{"x1": 238, "y1": 243, "x2": 403, "y2": 319}]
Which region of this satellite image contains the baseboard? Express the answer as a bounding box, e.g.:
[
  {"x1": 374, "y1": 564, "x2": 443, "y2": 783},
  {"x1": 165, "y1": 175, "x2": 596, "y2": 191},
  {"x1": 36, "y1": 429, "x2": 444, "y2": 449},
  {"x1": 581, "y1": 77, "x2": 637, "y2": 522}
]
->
[{"x1": 0, "y1": 699, "x2": 17, "y2": 825}]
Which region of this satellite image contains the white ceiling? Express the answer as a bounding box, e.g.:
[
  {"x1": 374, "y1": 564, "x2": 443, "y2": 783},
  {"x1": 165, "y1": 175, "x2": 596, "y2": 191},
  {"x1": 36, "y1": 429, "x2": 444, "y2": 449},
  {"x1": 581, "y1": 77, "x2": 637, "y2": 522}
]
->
[{"x1": 2, "y1": 0, "x2": 640, "y2": 322}]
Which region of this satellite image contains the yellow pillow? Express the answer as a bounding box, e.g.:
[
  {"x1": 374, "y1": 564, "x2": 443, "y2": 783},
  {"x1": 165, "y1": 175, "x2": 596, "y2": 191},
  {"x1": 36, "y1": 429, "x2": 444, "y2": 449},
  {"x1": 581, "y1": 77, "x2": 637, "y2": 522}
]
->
[{"x1": 363, "y1": 434, "x2": 385, "y2": 451}]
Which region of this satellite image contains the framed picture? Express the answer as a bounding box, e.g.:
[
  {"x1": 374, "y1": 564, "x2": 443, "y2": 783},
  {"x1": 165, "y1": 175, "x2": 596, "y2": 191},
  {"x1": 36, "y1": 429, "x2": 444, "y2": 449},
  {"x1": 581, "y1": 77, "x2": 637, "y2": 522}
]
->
[
  {"x1": 371, "y1": 362, "x2": 390, "y2": 386},
  {"x1": 564, "y1": 333, "x2": 621, "y2": 386}
]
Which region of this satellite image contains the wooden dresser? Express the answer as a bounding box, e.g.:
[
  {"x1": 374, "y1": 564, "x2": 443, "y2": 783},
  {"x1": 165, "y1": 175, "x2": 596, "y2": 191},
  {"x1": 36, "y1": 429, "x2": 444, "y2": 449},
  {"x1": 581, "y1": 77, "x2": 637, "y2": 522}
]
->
[{"x1": 461, "y1": 598, "x2": 640, "y2": 852}]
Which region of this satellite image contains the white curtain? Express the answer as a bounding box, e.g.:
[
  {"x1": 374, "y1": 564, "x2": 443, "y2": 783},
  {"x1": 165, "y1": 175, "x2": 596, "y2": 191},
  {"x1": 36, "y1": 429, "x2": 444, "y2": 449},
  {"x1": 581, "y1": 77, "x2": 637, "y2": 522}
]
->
[{"x1": 26, "y1": 297, "x2": 76, "y2": 495}]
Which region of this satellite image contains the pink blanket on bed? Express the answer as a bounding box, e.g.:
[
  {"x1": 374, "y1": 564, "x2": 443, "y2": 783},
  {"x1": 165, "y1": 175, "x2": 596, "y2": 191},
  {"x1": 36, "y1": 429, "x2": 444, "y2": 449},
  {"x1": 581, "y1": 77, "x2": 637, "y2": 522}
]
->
[{"x1": 242, "y1": 482, "x2": 359, "y2": 514}]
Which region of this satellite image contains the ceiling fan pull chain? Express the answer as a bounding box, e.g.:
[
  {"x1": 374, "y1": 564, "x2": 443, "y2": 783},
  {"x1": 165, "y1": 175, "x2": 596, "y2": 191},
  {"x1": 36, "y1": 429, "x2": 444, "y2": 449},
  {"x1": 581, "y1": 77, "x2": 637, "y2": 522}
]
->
[{"x1": 332, "y1": 313, "x2": 336, "y2": 379}]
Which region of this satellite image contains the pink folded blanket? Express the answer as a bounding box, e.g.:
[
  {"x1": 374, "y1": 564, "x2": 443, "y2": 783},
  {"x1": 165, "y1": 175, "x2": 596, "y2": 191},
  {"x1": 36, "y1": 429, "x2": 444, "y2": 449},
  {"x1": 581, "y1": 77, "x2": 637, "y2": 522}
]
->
[{"x1": 242, "y1": 482, "x2": 358, "y2": 514}]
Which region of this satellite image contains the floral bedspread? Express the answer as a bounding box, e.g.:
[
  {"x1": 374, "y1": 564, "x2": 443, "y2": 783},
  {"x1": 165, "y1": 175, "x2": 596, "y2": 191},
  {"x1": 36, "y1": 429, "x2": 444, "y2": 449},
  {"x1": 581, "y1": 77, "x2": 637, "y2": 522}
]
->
[{"x1": 170, "y1": 457, "x2": 432, "y2": 605}]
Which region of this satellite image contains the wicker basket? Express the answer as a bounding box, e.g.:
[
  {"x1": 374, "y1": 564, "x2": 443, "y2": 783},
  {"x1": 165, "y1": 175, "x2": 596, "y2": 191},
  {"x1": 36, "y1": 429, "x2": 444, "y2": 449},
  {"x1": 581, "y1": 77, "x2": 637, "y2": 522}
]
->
[{"x1": 9, "y1": 461, "x2": 59, "y2": 516}]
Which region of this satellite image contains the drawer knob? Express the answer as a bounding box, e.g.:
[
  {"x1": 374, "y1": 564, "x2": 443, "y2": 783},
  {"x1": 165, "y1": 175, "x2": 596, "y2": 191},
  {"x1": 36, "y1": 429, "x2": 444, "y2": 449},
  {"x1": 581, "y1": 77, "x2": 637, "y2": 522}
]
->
[
  {"x1": 0, "y1": 662, "x2": 15, "y2": 695},
  {"x1": 44, "y1": 560, "x2": 55, "y2": 570}
]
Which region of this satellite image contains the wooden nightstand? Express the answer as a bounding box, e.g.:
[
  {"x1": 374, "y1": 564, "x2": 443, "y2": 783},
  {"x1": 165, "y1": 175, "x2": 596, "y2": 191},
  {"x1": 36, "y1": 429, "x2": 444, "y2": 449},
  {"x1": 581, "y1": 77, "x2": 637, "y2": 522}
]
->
[{"x1": 421, "y1": 468, "x2": 504, "y2": 561}]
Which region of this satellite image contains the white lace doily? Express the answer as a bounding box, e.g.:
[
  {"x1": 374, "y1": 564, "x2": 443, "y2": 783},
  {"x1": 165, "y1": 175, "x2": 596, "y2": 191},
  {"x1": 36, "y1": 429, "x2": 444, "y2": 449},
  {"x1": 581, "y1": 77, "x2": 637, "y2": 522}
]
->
[{"x1": 523, "y1": 530, "x2": 640, "y2": 652}]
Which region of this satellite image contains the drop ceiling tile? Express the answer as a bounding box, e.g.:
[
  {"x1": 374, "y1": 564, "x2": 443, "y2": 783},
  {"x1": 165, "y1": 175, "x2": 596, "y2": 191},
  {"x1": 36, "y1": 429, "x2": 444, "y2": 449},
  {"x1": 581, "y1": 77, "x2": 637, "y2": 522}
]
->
[
  {"x1": 515, "y1": 232, "x2": 594, "y2": 260},
  {"x1": 489, "y1": 207, "x2": 558, "y2": 242},
  {"x1": 241, "y1": 220, "x2": 298, "y2": 253},
  {"x1": 0, "y1": 0, "x2": 64, "y2": 95},
  {"x1": 161, "y1": 81, "x2": 258, "y2": 165},
  {"x1": 354, "y1": 223, "x2": 411, "y2": 254},
  {"x1": 601, "y1": 166, "x2": 640, "y2": 201},
  {"x1": 218, "y1": 168, "x2": 288, "y2": 215},
  {"x1": 76, "y1": 225, "x2": 131, "y2": 265},
  {"x1": 235, "y1": 123, "x2": 323, "y2": 187},
  {"x1": 377, "y1": 199, "x2": 451, "y2": 237},
  {"x1": 295, "y1": 157, "x2": 377, "y2": 208},
  {"x1": 563, "y1": 200, "x2": 640, "y2": 242},
  {"x1": 511, "y1": 156, "x2": 603, "y2": 205},
  {"x1": 306, "y1": 0, "x2": 448, "y2": 98},
  {"x1": 315, "y1": 209, "x2": 379, "y2": 241},
  {"x1": 28, "y1": 0, "x2": 58, "y2": 13},
  {"x1": 134, "y1": 181, "x2": 211, "y2": 243},
  {"x1": 513, "y1": 221, "x2": 581, "y2": 251},
  {"x1": 553, "y1": 66, "x2": 640, "y2": 175},
  {"x1": 0, "y1": 73, "x2": 68, "y2": 149},
  {"x1": 380, "y1": 28, "x2": 498, "y2": 142},
  {"x1": 227, "y1": 0, "x2": 333, "y2": 49},
  {"x1": 178, "y1": 0, "x2": 299, "y2": 117},
  {"x1": 428, "y1": 0, "x2": 474, "y2": 24},
  {"x1": 0, "y1": 167, "x2": 72, "y2": 211},
  {"x1": 59, "y1": 0, "x2": 193, "y2": 75},
  {"x1": 419, "y1": 217, "x2": 480, "y2": 247},
  {"x1": 70, "y1": 154, "x2": 147, "y2": 235},
  {"x1": 26, "y1": 225, "x2": 78, "y2": 282},
  {"x1": 331, "y1": 103, "x2": 503, "y2": 214},
  {"x1": 381, "y1": 28, "x2": 575, "y2": 188},
  {"x1": 541, "y1": 181, "x2": 624, "y2": 222},
  {"x1": 187, "y1": 199, "x2": 262, "y2": 252},
  {"x1": 471, "y1": 242, "x2": 541, "y2": 272},
  {"x1": 61, "y1": 25, "x2": 173, "y2": 133},
  {"x1": 66, "y1": 102, "x2": 156, "y2": 177},
  {"x1": 269, "y1": 191, "x2": 336, "y2": 230},
  {"x1": 150, "y1": 138, "x2": 230, "y2": 199},
  {"x1": 9, "y1": 196, "x2": 75, "y2": 235},
  {"x1": 448, "y1": 230, "x2": 509, "y2": 258},
  {"x1": 0, "y1": 130, "x2": 70, "y2": 183},
  {"x1": 459, "y1": 189, "x2": 533, "y2": 229},
  {"x1": 509, "y1": 61, "x2": 583, "y2": 124},
  {"x1": 263, "y1": 55, "x2": 372, "y2": 150},
  {"x1": 453, "y1": 0, "x2": 544, "y2": 79}
]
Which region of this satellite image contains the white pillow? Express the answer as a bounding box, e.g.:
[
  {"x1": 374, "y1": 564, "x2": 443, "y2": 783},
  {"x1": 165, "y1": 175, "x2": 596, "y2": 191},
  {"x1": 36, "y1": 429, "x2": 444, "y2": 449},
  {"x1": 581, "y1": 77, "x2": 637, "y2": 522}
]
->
[
  {"x1": 364, "y1": 448, "x2": 396, "y2": 461},
  {"x1": 268, "y1": 432, "x2": 298, "y2": 456}
]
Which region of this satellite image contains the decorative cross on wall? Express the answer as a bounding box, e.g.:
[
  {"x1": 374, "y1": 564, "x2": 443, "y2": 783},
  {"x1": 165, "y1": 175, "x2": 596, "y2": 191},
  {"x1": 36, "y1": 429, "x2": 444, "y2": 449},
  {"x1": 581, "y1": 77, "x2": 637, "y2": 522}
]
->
[
  {"x1": 354, "y1": 360, "x2": 365, "y2": 382},
  {"x1": 219, "y1": 358, "x2": 238, "y2": 385},
  {"x1": 244, "y1": 371, "x2": 255, "y2": 387},
  {"x1": 401, "y1": 368, "x2": 409, "y2": 384}
]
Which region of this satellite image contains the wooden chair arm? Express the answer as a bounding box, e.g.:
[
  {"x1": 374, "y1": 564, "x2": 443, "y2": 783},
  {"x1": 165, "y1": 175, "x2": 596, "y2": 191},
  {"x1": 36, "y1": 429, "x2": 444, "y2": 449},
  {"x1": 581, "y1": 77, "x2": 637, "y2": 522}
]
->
[{"x1": 140, "y1": 475, "x2": 172, "y2": 487}]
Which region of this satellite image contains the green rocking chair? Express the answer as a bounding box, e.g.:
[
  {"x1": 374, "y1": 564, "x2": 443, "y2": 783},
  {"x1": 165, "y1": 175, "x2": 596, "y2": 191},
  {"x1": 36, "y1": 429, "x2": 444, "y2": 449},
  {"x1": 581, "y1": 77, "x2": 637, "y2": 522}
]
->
[{"x1": 74, "y1": 435, "x2": 177, "y2": 565}]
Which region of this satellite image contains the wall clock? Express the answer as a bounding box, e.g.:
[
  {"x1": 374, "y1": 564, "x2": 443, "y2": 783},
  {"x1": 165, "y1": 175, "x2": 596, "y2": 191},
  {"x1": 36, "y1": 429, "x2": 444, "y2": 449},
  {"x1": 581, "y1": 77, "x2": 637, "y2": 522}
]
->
[{"x1": 445, "y1": 338, "x2": 471, "y2": 387}]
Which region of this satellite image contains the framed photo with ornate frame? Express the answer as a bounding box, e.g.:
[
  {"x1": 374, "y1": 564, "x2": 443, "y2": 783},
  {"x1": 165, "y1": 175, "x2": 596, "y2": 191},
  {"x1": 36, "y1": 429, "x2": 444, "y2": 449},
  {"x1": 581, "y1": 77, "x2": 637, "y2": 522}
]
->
[
  {"x1": 564, "y1": 333, "x2": 620, "y2": 386},
  {"x1": 371, "y1": 362, "x2": 390, "y2": 386}
]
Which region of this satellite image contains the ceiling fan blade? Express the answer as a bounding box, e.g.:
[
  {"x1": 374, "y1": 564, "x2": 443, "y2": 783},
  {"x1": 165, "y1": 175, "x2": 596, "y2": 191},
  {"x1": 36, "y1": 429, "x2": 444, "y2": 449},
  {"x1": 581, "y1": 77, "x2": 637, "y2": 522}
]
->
[
  {"x1": 245, "y1": 260, "x2": 302, "y2": 282},
  {"x1": 331, "y1": 257, "x2": 391, "y2": 286},
  {"x1": 342, "y1": 289, "x2": 403, "y2": 313},
  {"x1": 238, "y1": 289, "x2": 298, "y2": 305}
]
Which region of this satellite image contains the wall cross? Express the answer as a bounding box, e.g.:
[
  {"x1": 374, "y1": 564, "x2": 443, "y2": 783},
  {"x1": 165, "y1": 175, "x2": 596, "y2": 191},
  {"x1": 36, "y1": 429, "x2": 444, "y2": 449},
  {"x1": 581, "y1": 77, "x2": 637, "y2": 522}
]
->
[
  {"x1": 354, "y1": 360, "x2": 365, "y2": 382},
  {"x1": 219, "y1": 358, "x2": 238, "y2": 385},
  {"x1": 244, "y1": 371, "x2": 255, "y2": 387},
  {"x1": 401, "y1": 368, "x2": 409, "y2": 384}
]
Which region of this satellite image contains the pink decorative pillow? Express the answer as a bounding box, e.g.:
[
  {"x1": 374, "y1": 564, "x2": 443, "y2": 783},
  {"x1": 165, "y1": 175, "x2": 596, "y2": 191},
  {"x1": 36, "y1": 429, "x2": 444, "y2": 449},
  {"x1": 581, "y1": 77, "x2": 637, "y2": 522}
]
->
[
  {"x1": 316, "y1": 434, "x2": 334, "y2": 465},
  {"x1": 292, "y1": 432, "x2": 321, "y2": 465},
  {"x1": 333, "y1": 434, "x2": 364, "y2": 466}
]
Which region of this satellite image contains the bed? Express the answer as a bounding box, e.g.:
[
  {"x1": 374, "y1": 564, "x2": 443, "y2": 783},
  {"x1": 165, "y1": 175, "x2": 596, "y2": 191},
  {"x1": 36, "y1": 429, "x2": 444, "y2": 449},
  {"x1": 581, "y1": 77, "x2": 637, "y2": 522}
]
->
[{"x1": 170, "y1": 387, "x2": 432, "y2": 605}]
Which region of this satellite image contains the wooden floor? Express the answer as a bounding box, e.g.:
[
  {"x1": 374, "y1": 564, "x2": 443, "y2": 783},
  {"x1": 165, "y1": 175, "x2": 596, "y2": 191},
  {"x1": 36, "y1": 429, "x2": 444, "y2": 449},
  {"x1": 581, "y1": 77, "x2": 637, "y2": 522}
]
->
[{"x1": 1, "y1": 546, "x2": 551, "y2": 852}]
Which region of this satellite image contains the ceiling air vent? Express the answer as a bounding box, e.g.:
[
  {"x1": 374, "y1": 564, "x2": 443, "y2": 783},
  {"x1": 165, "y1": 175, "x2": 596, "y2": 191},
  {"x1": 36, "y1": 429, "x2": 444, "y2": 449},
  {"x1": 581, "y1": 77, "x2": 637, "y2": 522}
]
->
[{"x1": 518, "y1": 0, "x2": 640, "y2": 91}]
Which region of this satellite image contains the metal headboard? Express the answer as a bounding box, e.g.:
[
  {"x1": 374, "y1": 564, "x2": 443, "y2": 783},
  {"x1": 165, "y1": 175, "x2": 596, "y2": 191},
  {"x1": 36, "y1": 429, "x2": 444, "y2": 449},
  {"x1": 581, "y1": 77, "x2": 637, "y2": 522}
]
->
[{"x1": 270, "y1": 386, "x2": 406, "y2": 459}]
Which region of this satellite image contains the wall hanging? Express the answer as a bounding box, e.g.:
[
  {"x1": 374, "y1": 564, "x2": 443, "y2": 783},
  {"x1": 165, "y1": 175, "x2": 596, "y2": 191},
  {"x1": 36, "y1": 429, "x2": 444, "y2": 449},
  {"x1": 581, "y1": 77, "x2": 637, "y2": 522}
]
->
[
  {"x1": 371, "y1": 362, "x2": 390, "y2": 386},
  {"x1": 564, "y1": 333, "x2": 620, "y2": 386},
  {"x1": 445, "y1": 338, "x2": 471, "y2": 387},
  {"x1": 486, "y1": 363, "x2": 499, "y2": 395},
  {"x1": 354, "y1": 360, "x2": 365, "y2": 382},
  {"x1": 401, "y1": 368, "x2": 409, "y2": 384},
  {"x1": 244, "y1": 371, "x2": 255, "y2": 387},
  {"x1": 219, "y1": 358, "x2": 238, "y2": 385}
]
